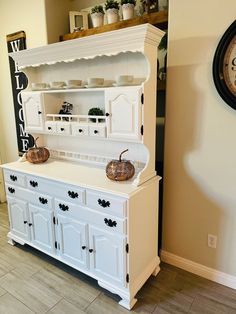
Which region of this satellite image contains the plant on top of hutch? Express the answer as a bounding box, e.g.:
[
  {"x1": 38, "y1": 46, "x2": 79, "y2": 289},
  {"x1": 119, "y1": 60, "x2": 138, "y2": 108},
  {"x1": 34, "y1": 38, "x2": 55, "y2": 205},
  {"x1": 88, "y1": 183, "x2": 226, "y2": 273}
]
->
[
  {"x1": 91, "y1": 5, "x2": 105, "y2": 28},
  {"x1": 2, "y1": 24, "x2": 164, "y2": 310},
  {"x1": 121, "y1": 0, "x2": 136, "y2": 20},
  {"x1": 105, "y1": 0, "x2": 120, "y2": 24}
]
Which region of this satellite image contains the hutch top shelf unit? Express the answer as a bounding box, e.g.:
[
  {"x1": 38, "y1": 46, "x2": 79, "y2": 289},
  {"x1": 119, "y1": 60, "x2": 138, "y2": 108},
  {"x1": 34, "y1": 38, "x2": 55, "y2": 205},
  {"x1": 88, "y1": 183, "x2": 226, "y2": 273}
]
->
[{"x1": 10, "y1": 24, "x2": 164, "y2": 187}]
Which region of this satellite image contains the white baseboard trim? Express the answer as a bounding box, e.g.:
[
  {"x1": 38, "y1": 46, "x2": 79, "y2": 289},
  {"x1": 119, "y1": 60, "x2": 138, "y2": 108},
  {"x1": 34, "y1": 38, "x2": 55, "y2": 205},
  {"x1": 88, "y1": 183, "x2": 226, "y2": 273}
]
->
[{"x1": 160, "y1": 250, "x2": 236, "y2": 290}]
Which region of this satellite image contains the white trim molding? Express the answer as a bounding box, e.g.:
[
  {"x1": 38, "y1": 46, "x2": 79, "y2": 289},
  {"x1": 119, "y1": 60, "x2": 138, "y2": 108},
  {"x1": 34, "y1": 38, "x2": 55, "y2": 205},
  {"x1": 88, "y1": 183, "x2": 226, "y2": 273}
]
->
[{"x1": 161, "y1": 250, "x2": 236, "y2": 290}]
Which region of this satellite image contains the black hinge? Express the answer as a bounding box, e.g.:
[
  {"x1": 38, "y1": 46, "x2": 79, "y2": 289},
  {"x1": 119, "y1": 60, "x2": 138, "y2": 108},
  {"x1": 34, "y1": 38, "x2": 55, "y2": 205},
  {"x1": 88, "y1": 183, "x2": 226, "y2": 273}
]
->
[
  {"x1": 141, "y1": 93, "x2": 144, "y2": 104},
  {"x1": 55, "y1": 241, "x2": 57, "y2": 249},
  {"x1": 53, "y1": 216, "x2": 56, "y2": 225},
  {"x1": 141, "y1": 125, "x2": 144, "y2": 135},
  {"x1": 126, "y1": 243, "x2": 129, "y2": 253},
  {"x1": 126, "y1": 274, "x2": 129, "y2": 283}
]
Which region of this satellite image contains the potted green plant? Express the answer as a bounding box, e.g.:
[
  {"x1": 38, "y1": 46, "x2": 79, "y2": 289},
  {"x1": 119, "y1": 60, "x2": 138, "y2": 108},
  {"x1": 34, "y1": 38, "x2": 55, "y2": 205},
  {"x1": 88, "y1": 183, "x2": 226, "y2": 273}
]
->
[
  {"x1": 105, "y1": 0, "x2": 120, "y2": 24},
  {"x1": 88, "y1": 107, "x2": 104, "y2": 122},
  {"x1": 91, "y1": 5, "x2": 105, "y2": 28},
  {"x1": 121, "y1": 0, "x2": 136, "y2": 20}
]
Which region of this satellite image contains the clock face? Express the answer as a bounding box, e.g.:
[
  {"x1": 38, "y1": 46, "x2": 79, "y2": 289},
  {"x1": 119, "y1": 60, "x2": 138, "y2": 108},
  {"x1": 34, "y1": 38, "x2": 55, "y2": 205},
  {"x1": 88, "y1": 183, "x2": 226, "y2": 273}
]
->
[
  {"x1": 223, "y1": 35, "x2": 236, "y2": 97},
  {"x1": 213, "y1": 20, "x2": 236, "y2": 109}
]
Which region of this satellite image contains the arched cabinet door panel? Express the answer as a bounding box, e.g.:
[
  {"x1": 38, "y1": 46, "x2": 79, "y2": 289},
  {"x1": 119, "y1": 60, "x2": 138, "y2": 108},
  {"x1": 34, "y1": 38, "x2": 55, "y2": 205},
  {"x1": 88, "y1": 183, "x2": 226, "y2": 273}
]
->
[
  {"x1": 57, "y1": 215, "x2": 88, "y2": 270},
  {"x1": 105, "y1": 87, "x2": 142, "y2": 142},
  {"x1": 21, "y1": 92, "x2": 44, "y2": 132},
  {"x1": 89, "y1": 225, "x2": 126, "y2": 287},
  {"x1": 7, "y1": 196, "x2": 30, "y2": 241},
  {"x1": 29, "y1": 204, "x2": 55, "y2": 254}
]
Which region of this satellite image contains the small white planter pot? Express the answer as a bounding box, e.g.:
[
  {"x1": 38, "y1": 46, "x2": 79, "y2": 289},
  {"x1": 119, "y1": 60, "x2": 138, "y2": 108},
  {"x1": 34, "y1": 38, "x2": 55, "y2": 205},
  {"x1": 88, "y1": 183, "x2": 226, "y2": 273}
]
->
[
  {"x1": 106, "y1": 8, "x2": 119, "y2": 24},
  {"x1": 91, "y1": 12, "x2": 104, "y2": 28},
  {"x1": 122, "y1": 3, "x2": 135, "y2": 20}
]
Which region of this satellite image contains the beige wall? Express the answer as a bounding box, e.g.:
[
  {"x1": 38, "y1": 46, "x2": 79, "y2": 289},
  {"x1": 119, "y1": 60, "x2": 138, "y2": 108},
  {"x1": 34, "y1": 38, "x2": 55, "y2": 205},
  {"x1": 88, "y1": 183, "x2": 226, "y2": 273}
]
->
[
  {"x1": 44, "y1": 0, "x2": 71, "y2": 43},
  {"x1": 0, "y1": 0, "x2": 48, "y2": 163},
  {"x1": 163, "y1": 0, "x2": 236, "y2": 276},
  {"x1": 0, "y1": 0, "x2": 73, "y2": 164}
]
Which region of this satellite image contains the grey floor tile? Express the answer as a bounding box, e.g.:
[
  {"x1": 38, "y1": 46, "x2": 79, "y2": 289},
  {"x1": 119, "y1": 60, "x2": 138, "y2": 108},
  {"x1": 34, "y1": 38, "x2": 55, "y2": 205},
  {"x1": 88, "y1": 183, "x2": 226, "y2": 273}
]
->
[
  {"x1": 0, "y1": 272, "x2": 61, "y2": 313},
  {"x1": 32, "y1": 267, "x2": 100, "y2": 310},
  {"x1": 0, "y1": 293, "x2": 35, "y2": 314},
  {"x1": 47, "y1": 299, "x2": 86, "y2": 314}
]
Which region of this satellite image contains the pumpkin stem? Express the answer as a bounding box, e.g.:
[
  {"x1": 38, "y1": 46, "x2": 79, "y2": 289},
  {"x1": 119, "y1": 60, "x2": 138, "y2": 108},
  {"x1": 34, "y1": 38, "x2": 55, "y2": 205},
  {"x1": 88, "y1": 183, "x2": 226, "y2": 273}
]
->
[
  {"x1": 34, "y1": 137, "x2": 39, "y2": 148},
  {"x1": 119, "y1": 149, "x2": 128, "y2": 162}
]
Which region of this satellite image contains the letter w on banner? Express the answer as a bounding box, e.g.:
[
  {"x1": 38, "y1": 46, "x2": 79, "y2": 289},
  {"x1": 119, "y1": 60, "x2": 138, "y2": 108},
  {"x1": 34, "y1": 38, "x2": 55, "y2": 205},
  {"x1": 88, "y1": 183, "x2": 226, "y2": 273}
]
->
[{"x1": 6, "y1": 31, "x2": 34, "y2": 156}]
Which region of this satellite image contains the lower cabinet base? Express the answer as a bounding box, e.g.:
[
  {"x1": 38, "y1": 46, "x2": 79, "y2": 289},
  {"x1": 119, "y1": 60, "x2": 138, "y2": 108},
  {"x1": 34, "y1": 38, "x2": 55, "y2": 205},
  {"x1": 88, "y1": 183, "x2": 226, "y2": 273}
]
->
[{"x1": 7, "y1": 232, "x2": 160, "y2": 310}]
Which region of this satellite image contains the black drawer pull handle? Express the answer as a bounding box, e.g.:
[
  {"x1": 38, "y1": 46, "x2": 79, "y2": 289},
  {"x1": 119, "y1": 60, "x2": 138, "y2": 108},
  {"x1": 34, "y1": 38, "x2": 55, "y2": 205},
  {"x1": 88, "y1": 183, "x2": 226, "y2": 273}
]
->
[
  {"x1": 10, "y1": 175, "x2": 17, "y2": 182},
  {"x1": 104, "y1": 218, "x2": 117, "y2": 228},
  {"x1": 59, "y1": 203, "x2": 69, "y2": 211},
  {"x1": 68, "y1": 191, "x2": 78, "y2": 199},
  {"x1": 38, "y1": 111, "x2": 42, "y2": 114},
  {"x1": 30, "y1": 180, "x2": 38, "y2": 188},
  {"x1": 79, "y1": 129, "x2": 83, "y2": 133},
  {"x1": 28, "y1": 223, "x2": 33, "y2": 227},
  {"x1": 98, "y1": 199, "x2": 110, "y2": 208},
  {"x1": 24, "y1": 220, "x2": 27, "y2": 224},
  {"x1": 8, "y1": 187, "x2": 15, "y2": 194},
  {"x1": 82, "y1": 246, "x2": 86, "y2": 250},
  {"x1": 89, "y1": 249, "x2": 93, "y2": 253},
  {"x1": 94, "y1": 130, "x2": 98, "y2": 134},
  {"x1": 39, "y1": 197, "x2": 48, "y2": 205},
  {"x1": 60, "y1": 128, "x2": 65, "y2": 131}
]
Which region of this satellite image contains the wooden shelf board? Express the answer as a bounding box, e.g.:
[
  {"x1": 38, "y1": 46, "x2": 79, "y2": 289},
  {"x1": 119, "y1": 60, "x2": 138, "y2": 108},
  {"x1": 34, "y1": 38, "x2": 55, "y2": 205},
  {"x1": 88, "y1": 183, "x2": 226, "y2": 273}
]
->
[{"x1": 60, "y1": 10, "x2": 168, "y2": 42}]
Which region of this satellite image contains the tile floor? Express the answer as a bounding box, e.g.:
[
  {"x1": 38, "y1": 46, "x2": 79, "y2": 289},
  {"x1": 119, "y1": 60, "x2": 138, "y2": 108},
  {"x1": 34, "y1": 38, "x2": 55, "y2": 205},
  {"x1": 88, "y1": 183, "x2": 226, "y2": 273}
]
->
[{"x1": 0, "y1": 202, "x2": 236, "y2": 313}]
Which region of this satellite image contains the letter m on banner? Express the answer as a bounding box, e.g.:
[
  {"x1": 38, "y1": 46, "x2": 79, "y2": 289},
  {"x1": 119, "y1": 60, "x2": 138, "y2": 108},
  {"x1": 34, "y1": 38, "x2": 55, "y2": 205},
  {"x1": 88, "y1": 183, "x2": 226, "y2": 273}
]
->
[{"x1": 6, "y1": 31, "x2": 34, "y2": 156}]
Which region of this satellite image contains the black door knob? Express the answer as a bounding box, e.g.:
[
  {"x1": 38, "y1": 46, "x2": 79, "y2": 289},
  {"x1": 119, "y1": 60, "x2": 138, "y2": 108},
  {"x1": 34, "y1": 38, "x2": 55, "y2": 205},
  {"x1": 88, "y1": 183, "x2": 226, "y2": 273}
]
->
[
  {"x1": 48, "y1": 127, "x2": 52, "y2": 130},
  {"x1": 79, "y1": 129, "x2": 83, "y2": 133},
  {"x1": 105, "y1": 113, "x2": 110, "y2": 117},
  {"x1": 61, "y1": 128, "x2": 65, "y2": 131},
  {"x1": 82, "y1": 246, "x2": 86, "y2": 250},
  {"x1": 94, "y1": 130, "x2": 98, "y2": 134},
  {"x1": 89, "y1": 249, "x2": 93, "y2": 253}
]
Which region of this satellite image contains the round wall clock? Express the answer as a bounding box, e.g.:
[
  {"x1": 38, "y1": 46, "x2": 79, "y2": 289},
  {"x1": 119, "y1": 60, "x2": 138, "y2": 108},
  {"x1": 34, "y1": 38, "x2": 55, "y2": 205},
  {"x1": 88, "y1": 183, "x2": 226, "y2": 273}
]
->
[{"x1": 213, "y1": 20, "x2": 236, "y2": 110}]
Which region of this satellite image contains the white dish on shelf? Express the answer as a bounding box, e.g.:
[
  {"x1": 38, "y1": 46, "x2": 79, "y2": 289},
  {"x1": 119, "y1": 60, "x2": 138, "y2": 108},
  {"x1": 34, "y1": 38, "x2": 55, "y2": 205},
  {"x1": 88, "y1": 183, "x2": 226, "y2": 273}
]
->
[
  {"x1": 112, "y1": 82, "x2": 139, "y2": 87},
  {"x1": 31, "y1": 87, "x2": 49, "y2": 91},
  {"x1": 64, "y1": 85, "x2": 85, "y2": 89},
  {"x1": 85, "y1": 84, "x2": 112, "y2": 88}
]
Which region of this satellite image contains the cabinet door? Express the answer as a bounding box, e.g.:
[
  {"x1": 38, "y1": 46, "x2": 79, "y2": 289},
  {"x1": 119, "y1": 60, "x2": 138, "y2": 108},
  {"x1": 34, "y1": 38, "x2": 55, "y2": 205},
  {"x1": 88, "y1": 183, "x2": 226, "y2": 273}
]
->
[
  {"x1": 57, "y1": 215, "x2": 88, "y2": 270},
  {"x1": 105, "y1": 88, "x2": 142, "y2": 141},
  {"x1": 22, "y1": 92, "x2": 44, "y2": 131},
  {"x1": 7, "y1": 196, "x2": 30, "y2": 241},
  {"x1": 28, "y1": 204, "x2": 55, "y2": 254},
  {"x1": 89, "y1": 226, "x2": 126, "y2": 287}
]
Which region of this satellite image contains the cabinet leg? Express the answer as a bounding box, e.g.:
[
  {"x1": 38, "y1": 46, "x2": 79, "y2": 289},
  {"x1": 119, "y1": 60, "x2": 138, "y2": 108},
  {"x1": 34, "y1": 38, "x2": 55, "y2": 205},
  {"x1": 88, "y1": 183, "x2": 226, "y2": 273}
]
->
[
  {"x1": 8, "y1": 238, "x2": 16, "y2": 246},
  {"x1": 119, "y1": 297, "x2": 137, "y2": 310},
  {"x1": 152, "y1": 265, "x2": 160, "y2": 276}
]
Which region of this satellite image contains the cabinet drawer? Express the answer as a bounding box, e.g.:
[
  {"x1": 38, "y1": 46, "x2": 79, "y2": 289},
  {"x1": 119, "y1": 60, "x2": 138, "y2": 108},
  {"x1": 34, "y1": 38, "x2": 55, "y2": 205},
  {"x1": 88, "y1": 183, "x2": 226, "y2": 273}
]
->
[
  {"x1": 55, "y1": 199, "x2": 126, "y2": 234},
  {"x1": 4, "y1": 170, "x2": 25, "y2": 187},
  {"x1": 6, "y1": 184, "x2": 32, "y2": 200},
  {"x1": 71, "y1": 123, "x2": 89, "y2": 136},
  {"x1": 86, "y1": 190, "x2": 127, "y2": 218},
  {"x1": 28, "y1": 192, "x2": 53, "y2": 210},
  {"x1": 89, "y1": 125, "x2": 106, "y2": 138},
  {"x1": 57, "y1": 122, "x2": 71, "y2": 135},
  {"x1": 26, "y1": 175, "x2": 85, "y2": 205},
  {"x1": 45, "y1": 121, "x2": 57, "y2": 133}
]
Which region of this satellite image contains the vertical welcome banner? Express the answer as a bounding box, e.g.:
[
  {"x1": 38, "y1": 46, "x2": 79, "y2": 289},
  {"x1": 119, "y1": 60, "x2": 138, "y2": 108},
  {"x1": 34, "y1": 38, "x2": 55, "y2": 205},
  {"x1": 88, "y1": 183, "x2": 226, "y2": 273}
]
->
[{"x1": 6, "y1": 31, "x2": 34, "y2": 156}]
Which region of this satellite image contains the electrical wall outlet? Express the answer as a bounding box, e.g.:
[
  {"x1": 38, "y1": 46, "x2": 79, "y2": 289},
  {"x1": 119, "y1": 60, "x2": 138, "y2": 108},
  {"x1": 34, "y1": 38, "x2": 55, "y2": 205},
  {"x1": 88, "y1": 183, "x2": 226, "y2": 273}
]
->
[{"x1": 208, "y1": 234, "x2": 217, "y2": 248}]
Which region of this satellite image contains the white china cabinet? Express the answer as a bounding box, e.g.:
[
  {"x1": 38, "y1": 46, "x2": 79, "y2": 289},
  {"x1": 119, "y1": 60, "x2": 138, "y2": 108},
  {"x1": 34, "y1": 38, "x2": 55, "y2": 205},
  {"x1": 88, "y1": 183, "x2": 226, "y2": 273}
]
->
[{"x1": 2, "y1": 24, "x2": 164, "y2": 309}]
